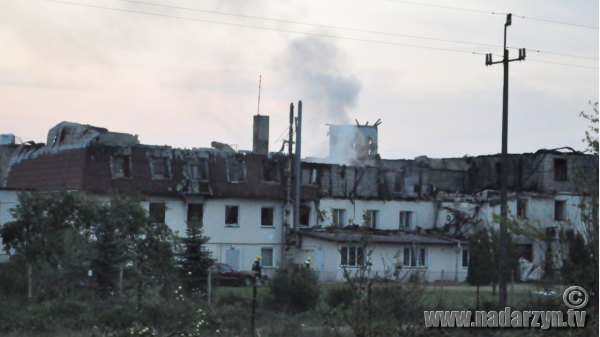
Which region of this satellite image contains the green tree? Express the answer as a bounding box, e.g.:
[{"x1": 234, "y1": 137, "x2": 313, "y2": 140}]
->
[
  {"x1": 175, "y1": 218, "x2": 214, "y2": 295},
  {"x1": 466, "y1": 228, "x2": 493, "y2": 311},
  {"x1": 560, "y1": 232, "x2": 594, "y2": 287}
]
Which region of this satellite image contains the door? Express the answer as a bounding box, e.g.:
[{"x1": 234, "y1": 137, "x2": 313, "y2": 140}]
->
[{"x1": 226, "y1": 248, "x2": 240, "y2": 271}]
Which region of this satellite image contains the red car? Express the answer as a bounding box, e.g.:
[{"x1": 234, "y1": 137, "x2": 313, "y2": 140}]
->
[{"x1": 210, "y1": 263, "x2": 257, "y2": 287}]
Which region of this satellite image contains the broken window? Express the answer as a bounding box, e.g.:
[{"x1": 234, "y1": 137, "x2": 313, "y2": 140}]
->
[
  {"x1": 462, "y1": 249, "x2": 469, "y2": 268},
  {"x1": 517, "y1": 199, "x2": 528, "y2": 218},
  {"x1": 554, "y1": 200, "x2": 566, "y2": 221},
  {"x1": 190, "y1": 159, "x2": 209, "y2": 181},
  {"x1": 261, "y1": 248, "x2": 274, "y2": 267},
  {"x1": 518, "y1": 244, "x2": 533, "y2": 262},
  {"x1": 399, "y1": 211, "x2": 414, "y2": 228},
  {"x1": 300, "y1": 205, "x2": 311, "y2": 227},
  {"x1": 394, "y1": 172, "x2": 403, "y2": 192},
  {"x1": 225, "y1": 205, "x2": 239, "y2": 225},
  {"x1": 263, "y1": 160, "x2": 279, "y2": 182},
  {"x1": 149, "y1": 202, "x2": 166, "y2": 223},
  {"x1": 365, "y1": 210, "x2": 379, "y2": 229},
  {"x1": 413, "y1": 184, "x2": 421, "y2": 195},
  {"x1": 261, "y1": 207, "x2": 274, "y2": 227},
  {"x1": 341, "y1": 246, "x2": 364, "y2": 266},
  {"x1": 227, "y1": 157, "x2": 246, "y2": 182},
  {"x1": 495, "y1": 162, "x2": 502, "y2": 188},
  {"x1": 187, "y1": 204, "x2": 204, "y2": 223},
  {"x1": 111, "y1": 155, "x2": 131, "y2": 178},
  {"x1": 554, "y1": 158, "x2": 568, "y2": 181},
  {"x1": 150, "y1": 157, "x2": 170, "y2": 179},
  {"x1": 332, "y1": 209, "x2": 346, "y2": 227},
  {"x1": 403, "y1": 247, "x2": 426, "y2": 267}
]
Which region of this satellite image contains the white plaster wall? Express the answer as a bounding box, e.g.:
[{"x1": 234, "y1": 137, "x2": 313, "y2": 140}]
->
[
  {"x1": 319, "y1": 199, "x2": 436, "y2": 230},
  {"x1": 299, "y1": 236, "x2": 465, "y2": 282}
]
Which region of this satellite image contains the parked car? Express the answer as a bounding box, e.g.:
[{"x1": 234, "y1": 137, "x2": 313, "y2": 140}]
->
[{"x1": 210, "y1": 263, "x2": 256, "y2": 287}]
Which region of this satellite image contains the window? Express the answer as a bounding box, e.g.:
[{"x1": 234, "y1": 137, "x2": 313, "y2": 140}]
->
[
  {"x1": 300, "y1": 205, "x2": 311, "y2": 227},
  {"x1": 149, "y1": 202, "x2": 166, "y2": 223},
  {"x1": 394, "y1": 172, "x2": 403, "y2": 192},
  {"x1": 517, "y1": 199, "x2": 528, "y2": 218},
  {"x1": 403, "y1": 247, "x2": 426, "y2": 267},
  {"x1": 554, "y1": 158, "x2": 567, "y2": 181},
  {"x1": 261, "y1": 248, "x2": 274, "y2": 267},
  {"x1": 225, "y1": 205, "x2": 239, "y2": 225},
  {"x1": 554, "y1": 200, "x2": 566, "y2": 221},
  {"x1": 190, "y1": 159, "x2": 209, "y2": 181},
  {"x1": 332, "y1": 209, "x2": 346, "y2": 227},
  {"x1": 340, "y1": 246, "x2": 364, "y2": 266},
  {"x1": 413, "y1": 184, "x2": 421, "y2": 195},
  {"x1": 310, "y1": 169, "x2": 318, "y2": 185},
  {"x1": 495, "y1": 162, "x2": 502, "y2": 188},
  {"x1": 399, "y1": 211, "x2": 414, "y2": 228},
  {"x1": 150, "y1": 157, "x2": 170, "y2": 179},
  {"x1": 462, "y1": 249, "x2": 469, "y2": 268},
  {"x1": 187, "y1": 204, "x2": 204, "y2": 223},
  {"x1": 261, "y1": 207, "x2": 274, "y2": 226},
  {"x1": 227, "y1": 157, "x2": 246, "y2": 182},
  {"x1": 365, "y1": 210, "x2": 379, "y2": 228},
  {"x1": 263, "y1": 160, "x2": 279, "y2": 182},
  {"x1": 111, "y1": 155, "x2": 131, "y2": 178}
]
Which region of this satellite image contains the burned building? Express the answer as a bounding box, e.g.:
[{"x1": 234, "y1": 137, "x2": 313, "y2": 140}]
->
[{"x1": 0, "y1": 119, "x2": 597, "y2": 282}]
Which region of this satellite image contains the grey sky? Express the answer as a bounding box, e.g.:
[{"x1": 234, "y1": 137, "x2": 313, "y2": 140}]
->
[{"x1": 1, "y1": 0, "x2": 598, "y2": 159}]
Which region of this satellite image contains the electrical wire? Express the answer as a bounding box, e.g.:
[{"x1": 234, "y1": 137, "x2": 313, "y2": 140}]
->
[
  {"x1": 40, "y1": 0, "x2": 598, "y2": 69},
  {"x1": 507, "y1": 47, "x2": 598, "y2": 61},
  {"x1": 41, "y1": 0, "x2": 488, "y2": 56},
  {"x1": 526, "y1": 59, "x2": 598, "y2": 69},
  {"x1": 382, "y1": 0, "x2": 599, "y2": 29},
  {"x1": 114, "y1": 0, "x2": 599, "y2": 61}
]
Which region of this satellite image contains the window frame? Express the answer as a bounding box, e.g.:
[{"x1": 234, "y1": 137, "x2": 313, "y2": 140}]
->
[
  {"x1": 150, "y1": 157, "x2": 171, "y2": 180},
  {"x1": 340, "y1": 246, "x2": 365, "y2": 267},
  {"x1": 332, "y1": 208, "x2": 346, "y2": 227},
  {"x1": 111, "y1": 155, "x2": 132, "y2": 179},
  {"x1": 365, "y1": 210, "x2": 379, "y2": 229},
  {"x1": 403, "y1": 247, "x2": 427, "y2": 267},
  {"x1": 187, "y1": 203, "x2": 204, "y2": 223},
  {"x1": 261, "y1": 248, "x2": 274, "y2": 268},
  {"x1": 225, "y1": 205, "x2": 240, "y2": 226},
  {"x1": 261, "y1": 207, "x2": 275, "y2": 227},
  {"x1": 554, "y1": 200, "x2": 567, "y2": 221},
  {"x1": 227, "y1": 157, "x2": 247, "y2": 183},
  {"x1": 462, "y1": 249, "x2": 469, "y2": 268},
  {"x1": 517, "y1": 198, "x2": 528, "y2": 218},
  {"x1": 399, "y1": 211, "x2": 413, "y2": 229},
  {"x1": 299, "y1": 205, "x2": 311, "y2": 227},
  {"x1": 554, "y1": 158, "x2": 568, "y2": 181}
]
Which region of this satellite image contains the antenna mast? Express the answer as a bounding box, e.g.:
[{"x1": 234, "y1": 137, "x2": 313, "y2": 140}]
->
[{"x1": 257, "y1": 75, "x2": 262, "y2": 115}]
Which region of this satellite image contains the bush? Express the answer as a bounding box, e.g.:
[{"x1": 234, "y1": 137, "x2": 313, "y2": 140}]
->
[
  {"x1": 267, "y1": 268, "x2": 320, "y2": 314},
  {"x1": 324, "y1": 285, "x2": 355, "y2": 309}
]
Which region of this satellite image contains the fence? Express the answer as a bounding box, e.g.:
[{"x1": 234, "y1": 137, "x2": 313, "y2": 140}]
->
[{"x1": 310, "y1": 269, "x2": 469, "y2": 284}]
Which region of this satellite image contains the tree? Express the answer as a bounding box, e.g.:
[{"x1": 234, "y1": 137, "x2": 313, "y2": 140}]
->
[
  {"x1": 488, "y1": 223, "x2": 520, "y2": 296},
  {"x1": 466, "y1": 228, "x2": 493, "y2": 311},
  {"x1": 175, "y1": 218, "x2": 214, "y2": 295},
  {"x1": 561, "y1": 232, "x2": 594, "y2": 288}
]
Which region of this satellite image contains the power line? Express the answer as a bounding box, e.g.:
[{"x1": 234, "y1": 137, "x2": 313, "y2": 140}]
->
[
  {"x1": 113, "y1": 0, "x2": 502, "y2": 50},
  {"x1": 382, "y1": 0, "x2": 599, "y2": 29},
  {"x1": 527, "y1": 59, "x2": 598, "y2": 69},
  {"x1": 115, "y1": 0, "x2": 599, "y2": 61},
  {"x1": 40, "y1": 0, "x2": 597, "y2": 69},
  {"x1": 507, "y1": 47, "x2": 598, "y2": 61}
]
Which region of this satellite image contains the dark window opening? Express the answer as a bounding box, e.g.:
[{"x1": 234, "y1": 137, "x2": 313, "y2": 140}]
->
[
  {"x1": 187, "y1": 204, "x2": 204, "y2": 223},
  {"x1": 517, "y1": 199, "x2": 528, "y2": 218},
  {"x1": 394, "y1": 172, "x2": 403, "y2": 192},
  {"x1": 332, "y1": 209, "x2": 346, "y2": 226},
  {"x1": 403, "y1": 247, "x2": 426, "y2": 267},
  {"x1": 190, "y1": 159, "x2": 209, "y2": 181},
  {"x1": 225, "y1": 206, "x2": 239, "y2": 225},
  {"x1": 462, "y1": 249, "x2": 469, "y2": 268},
  {"x1": 112, "y1": 155, "x2": 131, "y2": 178},
  {"x1": 149, "y1": 202, "x2": 166, "y2": 223},
  {"x1": 227, "y1": 158, "x2": 246, "y2": 182},
  {"x1": 413, "y1": 184, "x2": 421, "y2": 195},
  {"x1": 554, "y1": 200, "x2": 566, "y2": 221},
  {"x1": 150, "y1": 157, "x2": 170, "y2": 179},
  {"x1": 263, "y1": 160, "x2": 279, "y2": 182},
  {"x1": 300, "y1": 205, "x2": 311, "y2": 227},
  {"x1": 261, "y1": 207, "x2": 274, "y2": 226},
  {"x1": 495, "y1": 162, "x2": 502, "y2": 188},
  {"x1": 554, "y1": 158, "x2": 568, "y2": 181},
  {"x1": 399, "y1": 211, "x2": 413, "y2": 228},
  {"x1": 518, "y1": 244, "x2": 533, "y2": 262},
  {"x1": 366, "y1": 210, "x2": 378, "y2": 228}
]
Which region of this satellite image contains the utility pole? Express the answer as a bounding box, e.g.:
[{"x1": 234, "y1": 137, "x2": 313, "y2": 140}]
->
[{"x1": 485, "y1": 13, "x2": 526, "y2": 308}]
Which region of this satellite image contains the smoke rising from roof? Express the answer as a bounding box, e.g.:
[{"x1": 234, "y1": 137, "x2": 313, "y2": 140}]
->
[{"x1": 278, "y1": 37, "x2": 361, "y2": 124}]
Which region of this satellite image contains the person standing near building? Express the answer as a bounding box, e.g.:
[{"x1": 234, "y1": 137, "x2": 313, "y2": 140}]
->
[
  {"x1": 303, "y1": 257, "x2": 311, "y2": 269},
  {"x1": 252, "y1": 256, "x2": 262, "y2": 281}
]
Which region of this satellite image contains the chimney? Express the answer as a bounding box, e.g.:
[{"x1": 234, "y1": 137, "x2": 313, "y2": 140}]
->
[{"x1": 253, "y1": 115, "x2": 269, "y2": 155}]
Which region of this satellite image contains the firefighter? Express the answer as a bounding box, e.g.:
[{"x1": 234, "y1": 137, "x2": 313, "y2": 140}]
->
[
  {"x1": 252, "y1": 256, "x2": 262, "y2": 281},
  {"x1": 303, "y1": 257, "x2": 311, "y2": 269}
]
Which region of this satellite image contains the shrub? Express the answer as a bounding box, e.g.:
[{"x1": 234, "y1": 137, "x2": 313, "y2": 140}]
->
[
  {"x1": 267, "y1": 268, "x2": 320, "y2": 314},
  {"x1": 324, "y1": 285, "x2": 355, "y2": 309}
]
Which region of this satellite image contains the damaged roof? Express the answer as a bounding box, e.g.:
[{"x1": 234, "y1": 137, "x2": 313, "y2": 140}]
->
[{"x1": 299, "y1": 227, "x2": 461, "y2": 245}]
